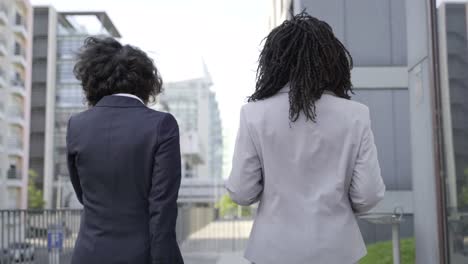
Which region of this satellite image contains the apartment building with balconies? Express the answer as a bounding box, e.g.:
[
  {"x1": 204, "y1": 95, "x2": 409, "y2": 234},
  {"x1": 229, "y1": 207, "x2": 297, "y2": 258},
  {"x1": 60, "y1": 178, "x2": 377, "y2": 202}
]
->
[{"x1": 0, "y1": 0, "x2": 32, "y2": 209}]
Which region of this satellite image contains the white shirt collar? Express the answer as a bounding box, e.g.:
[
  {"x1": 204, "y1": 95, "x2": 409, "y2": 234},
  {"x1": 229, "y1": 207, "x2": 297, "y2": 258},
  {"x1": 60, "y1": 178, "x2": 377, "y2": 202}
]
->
[{"x1": 113, "y1": 93, "x2": 145, "y2": 104}]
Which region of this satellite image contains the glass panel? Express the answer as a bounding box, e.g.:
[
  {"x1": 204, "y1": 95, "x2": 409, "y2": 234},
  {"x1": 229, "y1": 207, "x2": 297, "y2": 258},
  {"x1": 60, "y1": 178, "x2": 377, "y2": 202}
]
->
[{"x1": 438, "y1": 2, "x2": 468, "y2": 263}]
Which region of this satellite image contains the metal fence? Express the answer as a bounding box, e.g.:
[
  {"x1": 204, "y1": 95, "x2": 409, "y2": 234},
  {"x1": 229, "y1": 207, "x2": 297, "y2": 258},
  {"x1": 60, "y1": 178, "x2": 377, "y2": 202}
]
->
[
  {"x1": 0, "y1": 207, "x2": 241, "y2": 264},
  {"x1": 0, "y1": 210, "x2": 81, "y2": 264},
  {"x1": 0, "y1": 208, "x2": 407, "y2": 264}
]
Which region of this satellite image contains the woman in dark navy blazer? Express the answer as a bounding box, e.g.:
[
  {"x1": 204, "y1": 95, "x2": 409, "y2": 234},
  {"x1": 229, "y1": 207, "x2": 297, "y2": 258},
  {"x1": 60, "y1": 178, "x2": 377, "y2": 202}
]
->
[{"x1": 67, "y1": 37, "x2": 184, "y2": 264}]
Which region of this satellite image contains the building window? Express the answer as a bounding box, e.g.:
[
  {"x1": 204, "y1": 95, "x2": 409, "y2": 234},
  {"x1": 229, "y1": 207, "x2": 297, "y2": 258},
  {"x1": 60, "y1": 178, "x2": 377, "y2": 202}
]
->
[
  {"x1": 56, "y1": 85, "x2": 85, "y2": 106},
  {"x1": 439, "y1": 3, "x2": 468, "y2": 262},
  {"x1": 15, "y1": 12, "x2": 23, "y2": 26},
  {"x1": 58, "y1": 37, "x2": 85, "y2": 58},
  {"x1": 184, "y1": 162, "x2": 195, "y2": 178},
  {"x1": 14, "y1": 41, "x2": 22, "y2": 55},
  {"x1": 57, "y1": 62, "x2": 77, "y2": 83},
  {"x1": 8, "y1": 125, "x2": 23, "y2": 149},
  {"x1": 11, "y1": 71, "x2": 23, "y2": 87},
  {"x1": 7, "y1": 164, "x2": 17, "y2": 179}
]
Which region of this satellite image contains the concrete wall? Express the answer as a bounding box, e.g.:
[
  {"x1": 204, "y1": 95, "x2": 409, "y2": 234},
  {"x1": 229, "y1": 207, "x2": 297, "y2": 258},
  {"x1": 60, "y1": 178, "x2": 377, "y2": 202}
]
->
[
  {"x1": 301, "y1": 0, "x2": 407, "y2": 66},
  {"x1": 298, "y1": 0, "x2": 411, "y2": 191}
]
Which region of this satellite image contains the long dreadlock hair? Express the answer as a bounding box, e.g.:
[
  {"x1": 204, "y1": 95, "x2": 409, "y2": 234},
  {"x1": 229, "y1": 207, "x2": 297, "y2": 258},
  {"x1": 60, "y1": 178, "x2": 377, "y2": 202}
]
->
[{"x1": 249, "y1": 11, "x2": 354, "y2": 122}]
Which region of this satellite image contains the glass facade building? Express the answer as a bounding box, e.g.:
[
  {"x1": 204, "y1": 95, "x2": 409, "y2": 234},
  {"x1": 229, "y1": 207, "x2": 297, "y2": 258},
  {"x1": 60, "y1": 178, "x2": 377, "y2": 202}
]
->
[
  {"x1": 29, "y1": 8, "x2": 121, "y2": 208},
  {"x1": 438, "y1": 2, "x2": 468, "y2": 263},
  {"x1": 161, "y1": 72, "x2": 223, "y2": 181}
]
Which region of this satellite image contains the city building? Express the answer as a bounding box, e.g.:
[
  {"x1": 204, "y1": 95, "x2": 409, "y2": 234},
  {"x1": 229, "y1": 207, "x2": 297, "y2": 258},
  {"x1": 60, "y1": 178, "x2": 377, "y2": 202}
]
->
[
  {"x1": 160, "y1": 64, "x2": 223, "y2": 181},
  {"x1": 29, "y1": 7, "x2": 120, "y2": 208},
  {"x1": 0, "y1": 0, "x2": 33, "y2": 209},
  {"x1": 157, "y1": 63, "x2": 224, "y2": 205},
  {"x1": 151, "y1": 98, "x2": 214, "y2": 203},
  {"x1": 270, "y1": 0, "x2": 413, "y2": 243}
]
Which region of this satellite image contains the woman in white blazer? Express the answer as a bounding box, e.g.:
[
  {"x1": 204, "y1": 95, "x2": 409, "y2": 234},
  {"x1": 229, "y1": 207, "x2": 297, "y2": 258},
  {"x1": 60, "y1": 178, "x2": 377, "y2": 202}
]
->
[{"x1": 227, "y1": 12, "x2": 385, "y2": 264}]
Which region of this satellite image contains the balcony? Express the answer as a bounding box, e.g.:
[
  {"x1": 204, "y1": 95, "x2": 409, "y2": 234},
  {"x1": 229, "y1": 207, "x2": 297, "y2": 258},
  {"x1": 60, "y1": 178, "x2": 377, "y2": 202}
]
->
[
  {"x1": 12, "y1": 52, "x2": 27, "y2": 69},
  {"x1": 7, "y1": 167, "x2": 22, "y2": 180},
  {"x1": 0, "y1": 69, "x2": 6, "y2": 88},
  {"x1": 6, "y1": 137, "x2": 23, "y2": 154},
  {"x1": 6, "y1": 107, "x2": 24, "y2": 125},
  {"x1": 9, "y1": 79, "x2": 26, "y2": 96},
  {"x1": 0, "y1": 101, "x2": 4, "y2": 119},
  {"x1": 180, "y1": 131, "x2": 205, "y2": 165},
  {"x1": 5, "y1": 179, "x2": 23, "y2": 188},
  {"x1": 0, "y1": 6, "x2": 7, "y2": 25},
  {"x1": 0, "y1": 38, "x2": 7, "y2": 56},
  {"x1": 12, "y1": 24, "x2": 28, "y2": 41}
]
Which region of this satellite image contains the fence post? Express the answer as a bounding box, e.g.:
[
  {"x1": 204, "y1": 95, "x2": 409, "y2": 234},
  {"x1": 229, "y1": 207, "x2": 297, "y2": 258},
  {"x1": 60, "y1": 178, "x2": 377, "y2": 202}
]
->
[
  {"x1": 391, "y1": 207, "x2": 404, "y2": 264},
  {"x1": 392, "y1": 221, "x2": 401, "y2": 264}
]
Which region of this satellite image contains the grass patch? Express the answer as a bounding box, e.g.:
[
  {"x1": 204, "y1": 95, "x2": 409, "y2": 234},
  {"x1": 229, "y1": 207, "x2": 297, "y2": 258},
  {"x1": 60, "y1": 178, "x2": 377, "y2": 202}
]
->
[{"x1": 359, "y1": 238, "x2": 415, "y2": 264}]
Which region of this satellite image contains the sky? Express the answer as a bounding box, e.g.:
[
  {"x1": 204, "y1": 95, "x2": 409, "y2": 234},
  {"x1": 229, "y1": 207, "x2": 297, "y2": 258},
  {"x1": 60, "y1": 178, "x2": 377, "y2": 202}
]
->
[
  {"x1": 31, "y1": 0, "x2": 270, "y2": 177},
  {"x1": 437, "y1": 0, "x2": 467, "y2": 5}
]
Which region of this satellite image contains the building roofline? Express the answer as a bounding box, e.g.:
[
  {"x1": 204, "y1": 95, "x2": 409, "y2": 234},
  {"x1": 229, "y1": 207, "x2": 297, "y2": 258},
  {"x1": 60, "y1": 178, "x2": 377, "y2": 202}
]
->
[{"x1": 59, "y1": 11, "x2": 121, "y2": 38}]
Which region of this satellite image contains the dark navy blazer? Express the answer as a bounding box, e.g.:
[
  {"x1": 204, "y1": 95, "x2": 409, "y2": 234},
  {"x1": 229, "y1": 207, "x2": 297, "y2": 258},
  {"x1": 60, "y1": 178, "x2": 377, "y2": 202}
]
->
[{"x1": 67, "y1": 95, "x2": 184, "y2": 264}]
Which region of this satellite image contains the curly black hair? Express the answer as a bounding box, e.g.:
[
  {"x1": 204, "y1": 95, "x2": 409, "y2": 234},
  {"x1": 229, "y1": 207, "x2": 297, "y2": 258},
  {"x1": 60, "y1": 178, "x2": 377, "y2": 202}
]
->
[
  {"x1": 250, "y1": 11, "x2": 354, "y2": 122},
  {"x1": 73, "y1": 37, "x2": 162, "y2": 106}
]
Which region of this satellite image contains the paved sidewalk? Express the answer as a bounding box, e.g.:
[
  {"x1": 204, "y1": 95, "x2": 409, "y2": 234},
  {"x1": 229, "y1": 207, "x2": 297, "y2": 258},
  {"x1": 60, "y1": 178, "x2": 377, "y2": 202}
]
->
[
  {"x1": 181, "y1": 220, "x2": 253, "y2": 264},
  {"x1": 183, "y1": 252, "x2": 219, "y2": 264},
  {"x1": 216, "y1": 251, "x2": 250, "y2": 264},
  {"x1": 183, "y1": 251, "x2": 249, "y2": 264}
]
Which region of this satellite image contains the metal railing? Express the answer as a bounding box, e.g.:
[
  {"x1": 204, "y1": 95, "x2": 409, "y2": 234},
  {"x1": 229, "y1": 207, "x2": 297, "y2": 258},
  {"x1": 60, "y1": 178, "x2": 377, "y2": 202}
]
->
[
  {"x1": 7, "y1": 107, "x2": 23, "y2": 119},
  {"x1": 0, "y1": 210, "x2": 81, "y2": 264},
  {"x1": 6, "y1": 169, "x2": 21, "y2": 180},
  {"x1": 0, "y1": 208, "x2": 408, "y2": 263},
  {"x1": 11, "y1": 79, "x2": 25, "y2": 89},
  {"x1": 359, "y1": 208, "x2": 405, "y2": 264}
]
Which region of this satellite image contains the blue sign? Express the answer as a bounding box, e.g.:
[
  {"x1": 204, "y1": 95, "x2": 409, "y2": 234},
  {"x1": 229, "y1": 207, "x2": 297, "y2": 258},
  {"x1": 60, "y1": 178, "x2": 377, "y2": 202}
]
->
[{"x1": 47, "y1": 229, "x2": 63, "y2": 252}]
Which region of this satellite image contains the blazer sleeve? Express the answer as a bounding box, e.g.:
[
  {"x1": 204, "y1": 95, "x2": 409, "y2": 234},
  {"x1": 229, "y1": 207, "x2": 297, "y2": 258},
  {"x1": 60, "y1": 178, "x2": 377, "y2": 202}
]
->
[
  {"x1": 349, "y1": 109, "x2": 386, "y2": 214},
  {"x1": 226, "y1": 106, "x2": 263, "y2": 206},
  {"x1": 149, "y1": 113, "x2": 184, "y2": 264},
  {"x1": 66, "y1": 116, "x2": 83, "y2": 205}
]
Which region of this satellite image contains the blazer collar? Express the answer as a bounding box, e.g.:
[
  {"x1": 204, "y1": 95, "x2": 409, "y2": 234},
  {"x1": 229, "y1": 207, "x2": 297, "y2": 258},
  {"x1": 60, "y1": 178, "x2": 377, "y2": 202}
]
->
[
  {"x1": 95, "y1": 95, "x2": 146, "y2": 108},
  {"x1": 323, "y1": 90, "x2": 337, "y2": 96},
  {"x1": 278, "y1": 85, "x2": 337, "y2": 96}
]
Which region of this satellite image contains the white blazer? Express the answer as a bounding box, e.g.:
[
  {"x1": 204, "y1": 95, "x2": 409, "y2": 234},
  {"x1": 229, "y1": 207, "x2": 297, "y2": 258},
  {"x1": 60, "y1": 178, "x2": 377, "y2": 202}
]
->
[{"x1": 227, "y1": 86, "x2": 385, "y2": 264}]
